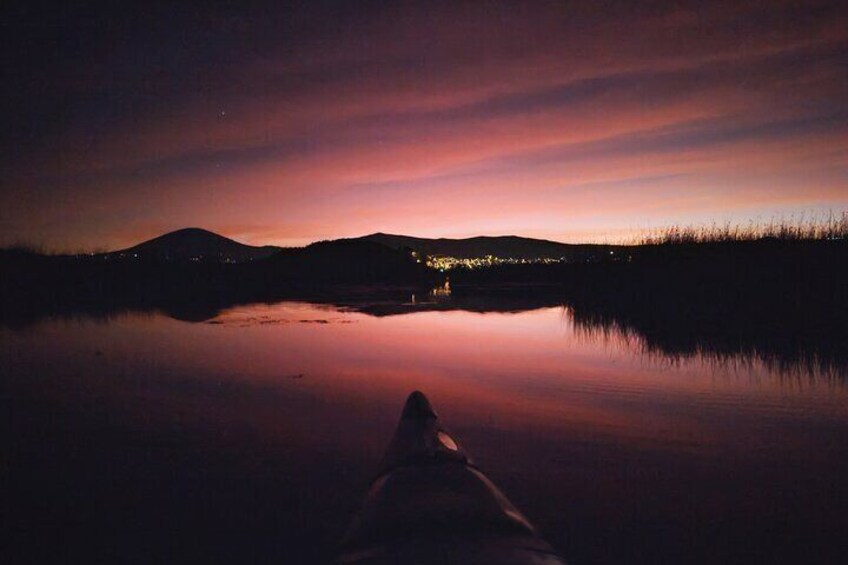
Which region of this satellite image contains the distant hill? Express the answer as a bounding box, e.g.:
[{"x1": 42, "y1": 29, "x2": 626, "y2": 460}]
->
[
  {"x1": 359, "y1": 232, "x2": 617, "y2": 260},
  {"x1": 70, "y1": 227, "x2": 625, "y2": 266},
  {"x1": 107, "y1": 228, "x2": 283, "y2": 263},
  {"x1": 257, "y1": 239, "x2": 432, "y2": 284}
]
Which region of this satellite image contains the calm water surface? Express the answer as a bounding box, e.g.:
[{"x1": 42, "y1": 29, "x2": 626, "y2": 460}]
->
[{"x1": 4, "y1": 302, "x2": 848, "y2": 563}]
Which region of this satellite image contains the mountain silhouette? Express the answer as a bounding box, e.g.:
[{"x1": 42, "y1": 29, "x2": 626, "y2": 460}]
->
[
  {"x1": 257, "y1": 239, "x2": 432, "y2": 285},
  {"x1": 107, "y1": 228, "x2": 282, "y2": 263},
  {"x1": 359, "y1": 232, "x2": 616, "y2": 260},
  {"x1": 102, "y1": 228, "x2": 619, "y2": 264}
]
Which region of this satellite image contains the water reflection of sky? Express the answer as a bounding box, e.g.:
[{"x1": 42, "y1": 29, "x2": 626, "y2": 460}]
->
[
  {"x1": 4, "y1": 303, "x2": 848, "y2": 563},
  {"x1": 7, "y1": 303, "x2": 848, "y2": 447}
]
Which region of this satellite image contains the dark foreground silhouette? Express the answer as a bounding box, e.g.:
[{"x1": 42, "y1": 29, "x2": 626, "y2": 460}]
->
[{"x1": 337, "y1": 391, "x2": 566, "y2": 564}]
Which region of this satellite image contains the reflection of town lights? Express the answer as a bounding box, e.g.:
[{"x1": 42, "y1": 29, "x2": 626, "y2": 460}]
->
[{"x1": 430, "y1": 280, "x2": 451, "y2": 298}]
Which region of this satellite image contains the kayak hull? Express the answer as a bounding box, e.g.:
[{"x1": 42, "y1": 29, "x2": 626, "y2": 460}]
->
[{"x1": 337, "y1": 391, "x2": 566, "y2": 564}]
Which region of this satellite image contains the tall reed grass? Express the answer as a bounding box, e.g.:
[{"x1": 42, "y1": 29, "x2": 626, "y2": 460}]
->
[{"x1": 638, "y1": 211, "x2": 847, "y2": 245}]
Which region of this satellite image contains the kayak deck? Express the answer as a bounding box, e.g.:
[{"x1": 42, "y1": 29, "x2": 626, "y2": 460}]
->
[{"x1": 337, "y1": 391, "x2": 566, "y2": 564}]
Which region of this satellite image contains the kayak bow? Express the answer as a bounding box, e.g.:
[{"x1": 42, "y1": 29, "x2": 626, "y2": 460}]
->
[{"x1": 337, "y1": 391, "x2": 566, "y2": 564}]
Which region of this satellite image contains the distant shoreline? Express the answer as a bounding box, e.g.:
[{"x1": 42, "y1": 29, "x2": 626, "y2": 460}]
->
[{"x1": 3, "y1": 236, "x2": 846, "y2": 380}]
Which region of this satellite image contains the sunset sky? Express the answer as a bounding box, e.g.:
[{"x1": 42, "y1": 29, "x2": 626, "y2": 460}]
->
[{"x1": 2, "y1": 0, "x2": 847, "y2": 251}]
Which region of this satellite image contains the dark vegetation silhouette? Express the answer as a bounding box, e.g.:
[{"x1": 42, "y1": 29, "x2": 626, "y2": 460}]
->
[
  {"x1": 451, "y1": 237, "x2": 848, "y2": 379},
  {"x1": 563, "y1": 240, "x2": 848, "y2": 380},
  {"x1": 2, "y1": 219, "x2": 846, "y2": 378},
  {"x1": 637, "y1": 212, "x2": 847, "y2": 245}
]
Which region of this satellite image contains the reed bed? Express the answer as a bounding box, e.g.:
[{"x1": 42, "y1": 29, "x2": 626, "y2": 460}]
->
[{"x1": 639, "y1": 211, "x2": 847, "y2": 245}]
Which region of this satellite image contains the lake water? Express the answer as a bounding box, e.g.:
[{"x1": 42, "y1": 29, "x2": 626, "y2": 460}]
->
[{"x1": 4, "y1": 301, "x2": 848, "y2": 563}]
